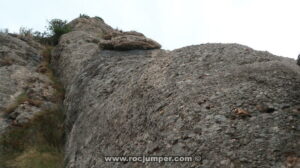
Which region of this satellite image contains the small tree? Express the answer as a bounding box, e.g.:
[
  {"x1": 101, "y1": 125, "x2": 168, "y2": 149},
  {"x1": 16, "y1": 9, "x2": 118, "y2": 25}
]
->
[
  {"x1": 19, "y1": 27, "x2": 33, "y2": 37},
  {"x1": 47, "y1": 19, "x2": 71, "y2": 45}
]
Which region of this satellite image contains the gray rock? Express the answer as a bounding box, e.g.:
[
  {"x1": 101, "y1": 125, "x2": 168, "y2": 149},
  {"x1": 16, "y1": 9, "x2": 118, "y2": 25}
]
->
[
  {"x1": 67, "y1": 17, "x2": 161, "y2": 51},
  {"x1": 0, "y1": 34, "x2": 45, "y2": 111},
  {"x1": 99, "y1": 32, "x2": 161, "y2": 50},
  {"x1": 68, "y1": 17, "x2": 115, "y2": 38},
  {"x1": 0, "y1": 118, "x2": 9, "y2": 134},
  {"x1": 1, "y1": 16, "x2": 299, "y2": 168},
  {"x1": 10, "y1": 103, "x2": 41, "y2": 124},
  {"x1": 51, "y1": 17, "x2": 300, "y2": 168},
  {"x1": 0, "y1": 33, "x2": 56, "y2": 131}
]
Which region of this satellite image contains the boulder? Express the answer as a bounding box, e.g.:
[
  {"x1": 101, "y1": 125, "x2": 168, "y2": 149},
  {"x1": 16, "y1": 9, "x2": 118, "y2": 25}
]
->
[
  {"x1": 99, "y1": 34, "x2": 161, "y2": 50},
  {"x1": 68, "y1": 17, "x2": 115, "y2": 38},
  {"x1": 66, "y1": 17, "x2": 161, "y2": 51}
]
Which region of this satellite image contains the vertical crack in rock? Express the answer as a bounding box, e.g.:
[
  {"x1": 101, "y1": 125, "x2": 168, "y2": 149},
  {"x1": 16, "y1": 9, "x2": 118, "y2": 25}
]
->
[{"x1": 0, "y1": 33, "x2": 65, "y2": 167}]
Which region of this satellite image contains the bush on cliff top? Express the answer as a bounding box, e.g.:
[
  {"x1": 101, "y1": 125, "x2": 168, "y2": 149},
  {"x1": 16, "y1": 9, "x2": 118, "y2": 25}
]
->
[
  {"x1": 79, "y1": 13, "x2": 90, "y2": 19},
  {"x1": 15, "y1": 19, "x2": 71, "y2": 46},
  {"x1": 47, "y1": 19, "x2": 71, "y2": 45}
]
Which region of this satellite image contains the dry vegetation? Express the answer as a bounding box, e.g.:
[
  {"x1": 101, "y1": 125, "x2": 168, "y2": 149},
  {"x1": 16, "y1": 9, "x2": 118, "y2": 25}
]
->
[
  {"x1": 3, "y1": 93, "x2": 29, "y2": 116},
  {"x1": 0, "y1": 47, "x2": 65, "y2": 168},
  {"x1": 0, "y1": 106, "x2": 65, "y2": 168}
]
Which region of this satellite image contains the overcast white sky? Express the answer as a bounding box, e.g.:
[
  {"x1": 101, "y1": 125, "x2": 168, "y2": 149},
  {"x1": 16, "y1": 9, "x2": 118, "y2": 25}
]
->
[{"x1": 1, "y1": 0, "x2": 299, "y2": 59}]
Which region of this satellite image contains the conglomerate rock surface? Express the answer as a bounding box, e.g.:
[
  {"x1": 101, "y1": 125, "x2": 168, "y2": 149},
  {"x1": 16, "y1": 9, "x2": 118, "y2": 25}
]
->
[
  {"x1": 99, "y1": 30, "x2": 161, "y2": 50},
  {"x1": 51, "y1": 17, "x2": 300, "y2": 168},
  {"x1": 0, "y1": 33, "x2": 56, "y2": 133}
]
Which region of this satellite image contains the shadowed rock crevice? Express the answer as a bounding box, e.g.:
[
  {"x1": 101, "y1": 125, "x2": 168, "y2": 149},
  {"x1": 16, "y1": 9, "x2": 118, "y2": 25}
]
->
[{"x1": 0, "y1": 33, "x2": 66, "y2": 167}]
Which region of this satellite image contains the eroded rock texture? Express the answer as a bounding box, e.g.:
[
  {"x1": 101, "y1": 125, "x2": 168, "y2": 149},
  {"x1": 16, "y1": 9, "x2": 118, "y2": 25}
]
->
[
  {"x1": 99, "y1": 31, "x2": 161, "y2": 50},
  {"x1": 52, "y1": 17, "x2": 300, "y2": 168},
  {"x1": 0, "y1": 33, "x2": 56, "y2": 132}
]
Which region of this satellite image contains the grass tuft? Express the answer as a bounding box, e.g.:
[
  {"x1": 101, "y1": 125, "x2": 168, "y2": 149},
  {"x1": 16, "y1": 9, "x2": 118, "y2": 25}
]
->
[
  {"x1": 3, "y1": 93, "x2": 29, "y2": 116},
  {"x1": 6, "y1": 147, "x2": 63, "y2": 168},
  {"x1": 0, "y1": 47, "x2": 65, "y2": 168},
  {"x1": 0, "y1": 106, "x2": 65, "y2": 168}
]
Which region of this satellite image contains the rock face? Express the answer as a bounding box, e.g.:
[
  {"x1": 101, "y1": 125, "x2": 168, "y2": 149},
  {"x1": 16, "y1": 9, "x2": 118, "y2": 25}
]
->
[
  {"x1": 67, "y1": 17, "x2": 161, "y2": 51},
  {"x1": 51, "y1": 17, "x2": 300, "y2": 168},
  {"x1": 0, "y1": 33, "x2": 56, "y2": 132},
  {"x1": 68, "y1": 16, "x2": 114, "y2": 38},
  {"x1": 100, "y1": 31, "x2": 161, "y2": 50}
]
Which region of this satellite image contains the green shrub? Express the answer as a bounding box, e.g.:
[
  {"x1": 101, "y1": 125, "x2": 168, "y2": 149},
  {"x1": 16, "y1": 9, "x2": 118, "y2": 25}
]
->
[
  {"x1": 79, "y1": 13, "x2": 90, "y2": 19},
  {"x1": 47, "y1": 19, "x2": 71, "y2": 45}
]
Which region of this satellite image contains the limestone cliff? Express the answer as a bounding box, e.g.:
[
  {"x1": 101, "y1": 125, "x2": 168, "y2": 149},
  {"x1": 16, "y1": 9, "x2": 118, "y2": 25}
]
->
[{"x1": 51, "y1": 17, "x2": 300, "y2": 168}]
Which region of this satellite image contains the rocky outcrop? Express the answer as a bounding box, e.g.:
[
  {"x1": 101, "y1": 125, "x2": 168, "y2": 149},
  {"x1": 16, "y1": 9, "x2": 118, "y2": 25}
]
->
[
  {"x1": 1, "y1": 16, "x2": 299, "y2": 168},
  {"x1": 67, "y1": 17, "x2": 161, "y2": 51},
  {"x1": 0, "y1": 33, "x2": 57, "y2": 132},
  {"x1": 68, "y1": 17, "x2": 114, "y2": 39},
  {"x1": 51, "y1": 17, "x2": 300, "y2": 168},
  {"x1": 100, "y1": 31, "x2": 161, "y2": 50}
]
